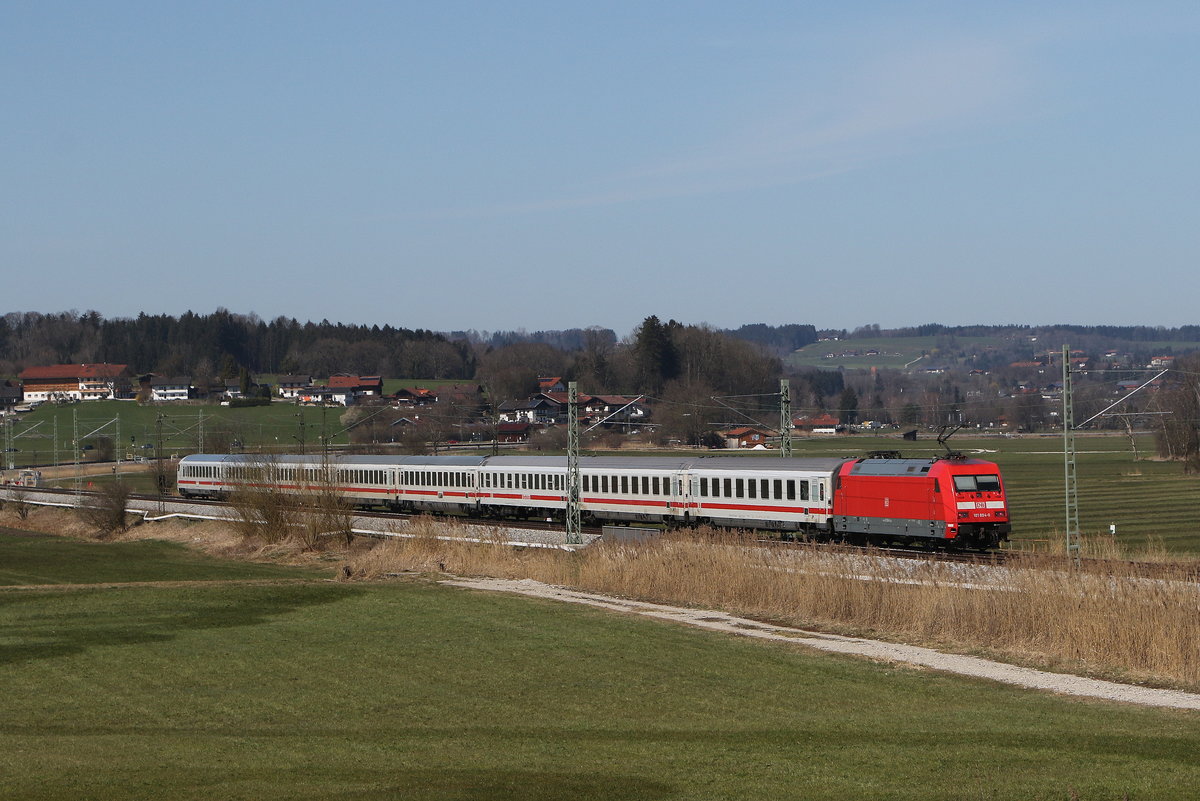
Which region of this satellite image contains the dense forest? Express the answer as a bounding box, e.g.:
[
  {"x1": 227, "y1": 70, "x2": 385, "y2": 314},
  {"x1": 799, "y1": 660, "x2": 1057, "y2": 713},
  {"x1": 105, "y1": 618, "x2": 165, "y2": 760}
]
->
[{"x1": 0, "y1": 310, "x2": 475, "y2": 381}]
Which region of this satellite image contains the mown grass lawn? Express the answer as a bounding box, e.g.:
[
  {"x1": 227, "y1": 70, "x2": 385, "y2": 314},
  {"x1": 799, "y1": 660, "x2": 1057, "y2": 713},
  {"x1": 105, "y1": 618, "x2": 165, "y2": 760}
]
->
[{"x1": 1, "y1": 532, "x2": 1198, "y2": 800}]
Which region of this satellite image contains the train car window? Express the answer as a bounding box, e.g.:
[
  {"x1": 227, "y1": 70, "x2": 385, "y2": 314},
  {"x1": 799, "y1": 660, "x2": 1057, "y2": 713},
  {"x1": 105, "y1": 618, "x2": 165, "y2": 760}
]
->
[
  {"x1": 774, "y1": 479, "x2": 783, "y2": 500},
  {"x1": 651, "y1": 476, "x2": 660, "y2": 495},
  {"x1": 786, "y1": 480, "x2": 795, "y2": 500},
  {"x1": 601, "y1": 475, "x2": 609, "y2": 493},
  {"x1": 619, "y1": 476, "x2": 627, "y2": 494},
  {"x1": 630, "y1": 476, "x2": 640, "y2": 495},
  {"x1": 747, "y1": 479, "x2": 756, "y2": 499},
  {"x1": 761, "y1": 479, "x2": 770, "y2": 499},
  {"x1": 735, "y1": 479, "x2": 744, "y2": 498},
  {"x1": 953, "y1": 476, "x2": 976, "y2": 492},
  {"x1": 700, "y1": 478, "x2": 708, "y2": 497},
  {"x1": 977, "y1": 475, "x2": 1001, "y2": 492},
  {"x1": 639, "y1": 477, "x2": 647, "y2": 495},
  {"x1": 801, "y1": 481, "x2": 810, "y2": 501},
  {"x1": 820, "y1": 482, "x2": 826, "y2": 502}
]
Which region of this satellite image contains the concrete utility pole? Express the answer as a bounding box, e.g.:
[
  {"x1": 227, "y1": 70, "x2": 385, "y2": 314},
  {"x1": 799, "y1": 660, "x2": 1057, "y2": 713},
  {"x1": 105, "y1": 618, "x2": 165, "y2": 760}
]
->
[
  {"x1": 779, "y1": 378, "x2": 792, "y2": 458},
  {"x1": 566, "y1": 381, "x2": 582, "y2": 545},
  {"x1": 1062, "y1": 344, "x2": 1081, "y2": 564}
]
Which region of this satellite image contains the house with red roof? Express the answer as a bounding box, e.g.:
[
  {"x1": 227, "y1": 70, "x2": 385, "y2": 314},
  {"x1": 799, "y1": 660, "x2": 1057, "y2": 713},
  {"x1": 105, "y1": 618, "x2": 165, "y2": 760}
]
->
[
  {"x1": 718, "y1": 426, "x2": 774, "y2": 449},
  {"x1": 18, "y1": 364, "x2": 135, "y2": 402}
]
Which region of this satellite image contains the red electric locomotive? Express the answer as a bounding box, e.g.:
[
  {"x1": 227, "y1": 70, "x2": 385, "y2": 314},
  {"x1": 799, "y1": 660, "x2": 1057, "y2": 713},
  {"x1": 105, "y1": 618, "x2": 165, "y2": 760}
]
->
[{"x1": 832, "y1": 454, "x2": 1010, "y2": 550}]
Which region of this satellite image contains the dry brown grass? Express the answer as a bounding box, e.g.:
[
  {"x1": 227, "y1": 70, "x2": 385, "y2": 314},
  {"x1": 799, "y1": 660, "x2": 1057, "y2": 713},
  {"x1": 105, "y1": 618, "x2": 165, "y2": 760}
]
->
[
  {"x1": 343, "y1": 522, "x2": 1200, "y2": 690},
  {"x1": 8, "y1": 501, "x2": 1198, "y2": 691}
]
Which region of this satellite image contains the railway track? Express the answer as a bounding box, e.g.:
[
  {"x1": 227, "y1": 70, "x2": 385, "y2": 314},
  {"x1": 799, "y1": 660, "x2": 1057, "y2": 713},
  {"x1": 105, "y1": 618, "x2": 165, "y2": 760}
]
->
[{"x1": 13, "y1": 485, "x2": 1200, "y2": 580}]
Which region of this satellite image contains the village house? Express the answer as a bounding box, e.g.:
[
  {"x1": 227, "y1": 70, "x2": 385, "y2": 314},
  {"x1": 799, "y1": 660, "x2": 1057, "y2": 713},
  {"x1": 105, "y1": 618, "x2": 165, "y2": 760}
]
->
[
  {"x1": 393, "y1": 387, "x2": 437, "y2": 406},
  {"x1": 18, "y1": 364, "x2": 135, "y2": 402},
  {"x1": 149, "y1": 377, "x2": 193, "y2": 402},
  {"x1": 792, "y1": 413, "x2": 842, "y2": 432},
  {"x1": 497, "y1": 422, "x2": 532, "y2": 443},
  {"x1": 277, "y1": 375, "x2": 313, "y2": 399},
  {"x1": 719, "y1": 426, "x2": 774, "y2": 449},
  {"x1": 0, "y1": 381, "x2": 22, "y2": 413}
]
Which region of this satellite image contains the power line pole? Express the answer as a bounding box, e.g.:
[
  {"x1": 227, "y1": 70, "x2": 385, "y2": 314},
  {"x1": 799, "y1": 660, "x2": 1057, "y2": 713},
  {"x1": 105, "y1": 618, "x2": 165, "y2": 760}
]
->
[
  {"x1": 73, "y1": 408, "x2": 82, "y2": 504},
  {"x1": 3, "y1": 415, "x2": 13, "y2": 472},
  {"x1": 566, "y1": 381, "x2": 582, "y2": 545},
  {"x1": 1062, "y1": 344, "x2": 1081, "y2": 565},
  {"x1": 779, "y1": 378, "x2": 792, "y2": 458}
]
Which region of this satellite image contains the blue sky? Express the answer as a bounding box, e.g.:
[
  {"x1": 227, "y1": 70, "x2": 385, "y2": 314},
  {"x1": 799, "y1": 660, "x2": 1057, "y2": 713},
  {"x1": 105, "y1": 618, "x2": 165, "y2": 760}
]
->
[{"x1": 3, "y1": 1, "x2": 1198, "y2": 337}]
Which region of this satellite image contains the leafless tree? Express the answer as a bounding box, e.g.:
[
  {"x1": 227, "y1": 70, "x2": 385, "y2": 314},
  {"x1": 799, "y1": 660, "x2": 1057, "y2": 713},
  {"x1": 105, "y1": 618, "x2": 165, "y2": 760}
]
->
[
  {"x1": 227, "y1": 455, "x2": 354, "y2": 549},
  {"x1": 6, "y1": 485, "x2": 32, "y2": 520},
  {"x1": 78, "y1": 480, "x2": 132, "y2": 538}
]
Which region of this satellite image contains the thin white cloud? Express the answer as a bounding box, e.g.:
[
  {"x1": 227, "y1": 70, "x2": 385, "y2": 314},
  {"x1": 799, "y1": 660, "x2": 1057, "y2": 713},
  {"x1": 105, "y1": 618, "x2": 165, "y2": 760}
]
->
[{"x1": 424, "y1": 32, "x2": 1034, "y2": 220}]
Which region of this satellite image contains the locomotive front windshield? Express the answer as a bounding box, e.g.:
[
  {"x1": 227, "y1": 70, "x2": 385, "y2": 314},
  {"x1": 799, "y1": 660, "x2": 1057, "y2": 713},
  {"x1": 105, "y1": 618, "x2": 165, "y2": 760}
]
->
[{"x1": 953, "y1": 474, "x2": 1002, "y2": 493}]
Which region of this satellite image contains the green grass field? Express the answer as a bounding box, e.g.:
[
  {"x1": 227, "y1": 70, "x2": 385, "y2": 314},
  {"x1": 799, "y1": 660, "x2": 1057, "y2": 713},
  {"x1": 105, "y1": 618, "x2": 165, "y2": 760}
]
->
[
  {"x1": 784, "y1": 334, "x2": 1200, "y2": 371},
  {"x1": 787, "y1": 335, "x2": 1003, "y2": 370},
  {"x1": 1, "y1": 529, "x2": 1198, "y2": 800},
  {"x1": 3, "y1": 400, "x2": 361, "y2": 464}
]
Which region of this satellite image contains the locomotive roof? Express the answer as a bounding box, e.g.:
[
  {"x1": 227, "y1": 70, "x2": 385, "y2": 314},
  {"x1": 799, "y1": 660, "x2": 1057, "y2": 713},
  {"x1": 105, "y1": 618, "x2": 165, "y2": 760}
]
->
[{"x1": 846, "y1": 456, "x2": 994, "y2": 476}]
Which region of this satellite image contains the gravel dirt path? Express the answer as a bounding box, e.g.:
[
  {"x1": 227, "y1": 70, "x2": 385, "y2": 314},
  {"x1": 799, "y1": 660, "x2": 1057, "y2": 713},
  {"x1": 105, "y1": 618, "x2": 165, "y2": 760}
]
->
[{"x1": 445, "y1": 577, "x2": 1200, "y2": 712}]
